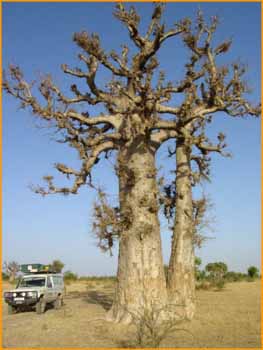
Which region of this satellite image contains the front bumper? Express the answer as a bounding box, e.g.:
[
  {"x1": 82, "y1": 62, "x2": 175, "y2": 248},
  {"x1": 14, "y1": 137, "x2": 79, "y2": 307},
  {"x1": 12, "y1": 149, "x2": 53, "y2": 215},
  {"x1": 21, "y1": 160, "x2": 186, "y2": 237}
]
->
[{"x1": 5, "y1": 297, "x2": 38, "y2": 307}]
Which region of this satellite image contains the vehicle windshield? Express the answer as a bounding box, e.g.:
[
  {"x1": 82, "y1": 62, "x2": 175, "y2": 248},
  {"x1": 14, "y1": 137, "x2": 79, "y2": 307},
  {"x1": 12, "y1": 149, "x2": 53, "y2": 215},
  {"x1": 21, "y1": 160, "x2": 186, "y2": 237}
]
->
[{"x1": 18, "y1": 277, "x2": 46, "y2": 288}]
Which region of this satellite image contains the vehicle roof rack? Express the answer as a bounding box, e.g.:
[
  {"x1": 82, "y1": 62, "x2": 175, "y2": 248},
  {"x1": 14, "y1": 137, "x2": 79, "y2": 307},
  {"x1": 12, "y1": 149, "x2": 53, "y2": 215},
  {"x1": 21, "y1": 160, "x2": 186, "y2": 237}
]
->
[
  {"x1": 25, "y1": 271, "x2": 58, "y2": 275},
  {"x1": 20, "y1": 264, "x2": 57, "y2": 274}
]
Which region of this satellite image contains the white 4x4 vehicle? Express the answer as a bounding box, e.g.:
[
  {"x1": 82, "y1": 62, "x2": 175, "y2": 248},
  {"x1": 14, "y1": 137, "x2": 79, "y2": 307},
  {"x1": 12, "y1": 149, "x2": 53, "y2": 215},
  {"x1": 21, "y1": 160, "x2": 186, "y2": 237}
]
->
[{"x1": 4, "y1": 273, "x2": 65, "y2": 314}]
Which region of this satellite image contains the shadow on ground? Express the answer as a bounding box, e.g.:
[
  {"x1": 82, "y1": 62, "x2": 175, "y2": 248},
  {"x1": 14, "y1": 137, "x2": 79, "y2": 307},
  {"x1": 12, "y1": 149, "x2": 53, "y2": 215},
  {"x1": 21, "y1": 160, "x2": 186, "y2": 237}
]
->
[{"x1": 83, "y1": 291, "x2": 113, "y2": 311}]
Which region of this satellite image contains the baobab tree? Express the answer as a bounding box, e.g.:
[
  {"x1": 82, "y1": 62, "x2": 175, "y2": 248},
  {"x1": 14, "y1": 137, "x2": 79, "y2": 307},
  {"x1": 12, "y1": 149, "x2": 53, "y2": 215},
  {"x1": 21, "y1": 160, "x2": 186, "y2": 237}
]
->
[
  {"x1": 3, "y1": 3, "x2": 260, "y2": 323},
  {"x1": 3, "y1": 261, "x2": 20, "y2": 282}
]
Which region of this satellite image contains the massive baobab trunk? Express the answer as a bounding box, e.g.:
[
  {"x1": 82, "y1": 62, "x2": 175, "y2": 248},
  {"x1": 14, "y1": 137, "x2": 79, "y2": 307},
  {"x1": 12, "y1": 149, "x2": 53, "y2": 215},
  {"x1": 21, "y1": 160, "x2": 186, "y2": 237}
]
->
[
  {"x1": 107, "y1": 139, "x2": 167, "y2": 323},
  {"x1": 168, "y1": 139, "x2": 195, "y2": 319}
]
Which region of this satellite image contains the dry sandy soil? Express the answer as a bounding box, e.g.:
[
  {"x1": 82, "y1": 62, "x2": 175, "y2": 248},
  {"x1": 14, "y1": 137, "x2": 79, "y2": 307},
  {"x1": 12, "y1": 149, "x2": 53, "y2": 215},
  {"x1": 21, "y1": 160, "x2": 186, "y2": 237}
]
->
[{"x1": 2, "y1": 279, "x2": 261, "y2": 348}]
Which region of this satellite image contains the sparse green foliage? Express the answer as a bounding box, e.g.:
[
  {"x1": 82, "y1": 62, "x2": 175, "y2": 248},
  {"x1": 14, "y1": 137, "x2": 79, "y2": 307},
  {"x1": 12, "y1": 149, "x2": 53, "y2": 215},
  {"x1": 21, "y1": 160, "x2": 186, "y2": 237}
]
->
[
  {"x1": 50, "y1": 260, "x2": 65, "y2": 273},
  {"x1": 63, "y1": 271, "x2": 78, "y2": 283},
  {"x1": 224, "y1": 271, "x2": 247, "y2": 282},
  {"x1": 92, "y1": 190, "x2": 120, "y2": 256}
]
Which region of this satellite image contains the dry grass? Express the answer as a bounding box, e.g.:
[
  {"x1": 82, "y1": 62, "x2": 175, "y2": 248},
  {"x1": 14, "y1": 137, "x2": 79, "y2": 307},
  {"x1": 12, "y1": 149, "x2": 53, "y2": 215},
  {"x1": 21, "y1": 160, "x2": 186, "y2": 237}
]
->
[{"x1": 2, "y1": 279, "x2": 261, "y2": 348}]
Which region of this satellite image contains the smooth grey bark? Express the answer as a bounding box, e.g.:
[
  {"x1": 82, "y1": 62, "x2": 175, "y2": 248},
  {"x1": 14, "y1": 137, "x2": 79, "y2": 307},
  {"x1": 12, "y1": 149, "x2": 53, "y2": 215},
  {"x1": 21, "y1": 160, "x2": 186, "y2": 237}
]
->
[
  {"x1": 107, "y1": 137, "x2": 167, "y2": 323},
  {"x1": 167, "y1": 139, "x2": 195, "y2": 320}
]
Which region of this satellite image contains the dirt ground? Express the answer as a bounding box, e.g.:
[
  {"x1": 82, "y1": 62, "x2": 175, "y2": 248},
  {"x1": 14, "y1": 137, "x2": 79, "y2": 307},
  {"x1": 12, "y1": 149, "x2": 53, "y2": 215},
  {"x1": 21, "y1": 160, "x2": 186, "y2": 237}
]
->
[{"x1": 2, "y1": 279, "x2": 261, "y2": 348}]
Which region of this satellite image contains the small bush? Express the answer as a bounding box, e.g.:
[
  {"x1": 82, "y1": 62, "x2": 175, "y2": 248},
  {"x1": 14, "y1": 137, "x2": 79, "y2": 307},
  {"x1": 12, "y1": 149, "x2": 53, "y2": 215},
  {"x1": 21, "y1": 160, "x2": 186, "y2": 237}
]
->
[
  {"x1": 196, "y1": 281, "x2": 212, "y2": 290},
  {"x1": 246, "y1": 276, "x2": 255, "y2": 282},
  {"x1": 214, "y1": 279, "x2": 225, "y2": 290},
  {"x1": 118, "y1": 302, "x2": 191, "y2": 348}
]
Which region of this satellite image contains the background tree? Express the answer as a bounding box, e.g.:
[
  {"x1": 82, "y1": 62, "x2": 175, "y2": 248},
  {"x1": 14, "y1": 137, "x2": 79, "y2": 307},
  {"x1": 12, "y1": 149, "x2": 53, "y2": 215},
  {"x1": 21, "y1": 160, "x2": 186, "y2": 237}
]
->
[
  {"x1": 205, "y1": 262, "x2": 228, "y2": 281},
  {"x1": 247, "y1": 266, "x2": 259, "y2": 279},
  {"x1": 3, "y1": 261, "x2": 20, "y2": 282},
  {"x1": 50, "y1": 260, "x2": 65, "y2": 273},
  {"x1": 3, "y1": 3, "x2": 260, "y2": 322}
]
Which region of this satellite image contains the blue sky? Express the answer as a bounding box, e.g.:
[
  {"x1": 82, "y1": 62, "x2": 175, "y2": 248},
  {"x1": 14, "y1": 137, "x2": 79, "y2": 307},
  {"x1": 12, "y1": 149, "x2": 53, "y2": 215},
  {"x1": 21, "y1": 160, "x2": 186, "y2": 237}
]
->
[{"x1": 3, "y1": 2, "x2": 261, "y2": 275}]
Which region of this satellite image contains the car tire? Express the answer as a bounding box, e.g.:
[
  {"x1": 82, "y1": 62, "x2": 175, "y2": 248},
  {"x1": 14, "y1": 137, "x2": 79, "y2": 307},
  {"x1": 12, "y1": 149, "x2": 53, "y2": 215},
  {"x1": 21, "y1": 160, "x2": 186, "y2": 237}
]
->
[
  {"x1": 36, "y1": 298, "x2": 46, "y2": 314},
  {"x1": 54, "y1": 295, "x2": 63, "y2": 309},
  {"x1": 8, "y1": 304, "x2": 16, "y2": 315}
]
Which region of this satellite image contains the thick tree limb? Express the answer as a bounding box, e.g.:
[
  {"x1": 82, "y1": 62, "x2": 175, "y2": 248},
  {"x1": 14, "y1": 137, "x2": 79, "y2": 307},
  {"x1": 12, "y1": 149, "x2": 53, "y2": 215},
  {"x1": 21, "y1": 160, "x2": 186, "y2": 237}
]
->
[
  {"x1": 151, "y1": 120, "x2": 177, "y2": 131},
  {"x1": 151, "y1": 129, "x2": 178, "y2": 145},
  {"x1": 156, "y1": 104, "x2": 179, "y2": 115}
]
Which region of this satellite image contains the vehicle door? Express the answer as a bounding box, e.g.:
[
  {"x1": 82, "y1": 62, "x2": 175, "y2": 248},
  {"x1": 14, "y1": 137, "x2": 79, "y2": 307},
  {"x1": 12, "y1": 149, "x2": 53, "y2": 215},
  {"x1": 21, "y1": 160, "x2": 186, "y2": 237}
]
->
[
  {"x1": 52, "y1": 276, "x2": 59, "y2": 296},
  {"x1": 46, "y1": 276, "x2": 55, "y2": 302}
]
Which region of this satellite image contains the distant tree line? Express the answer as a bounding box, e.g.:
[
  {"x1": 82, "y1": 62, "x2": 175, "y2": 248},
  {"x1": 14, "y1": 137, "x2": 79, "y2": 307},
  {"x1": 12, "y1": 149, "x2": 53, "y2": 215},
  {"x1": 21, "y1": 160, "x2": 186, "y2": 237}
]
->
[{"x1": 3, "y1": 259, "x2": 259, "y2": 289}]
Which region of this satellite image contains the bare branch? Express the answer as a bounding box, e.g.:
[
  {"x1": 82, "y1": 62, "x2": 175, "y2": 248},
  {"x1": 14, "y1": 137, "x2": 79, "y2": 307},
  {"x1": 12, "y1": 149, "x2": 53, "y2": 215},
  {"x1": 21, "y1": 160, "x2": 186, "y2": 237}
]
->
[
  {"x1": 32, "y1": 141, "x2": 116, "y2": 196},
  {"x1": 114, "y1": 4, "x2": 145, "y2": 49}
]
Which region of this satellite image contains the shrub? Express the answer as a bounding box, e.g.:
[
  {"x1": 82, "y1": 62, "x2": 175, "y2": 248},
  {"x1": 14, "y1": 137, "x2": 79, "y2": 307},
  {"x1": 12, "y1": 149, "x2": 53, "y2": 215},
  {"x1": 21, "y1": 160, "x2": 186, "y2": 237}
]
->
[
  {"x1": 224, "y1": 271, "x2": 246, "y2": 282},
  {"x1": 214, "y1": 279, "x2": 225, "y2": 290},
  {"x1": 246, "y1": 276, "x2": 255, "y2": 282},
  {"x1": 196, "y1": 281, "x2": 212, "y2": 290},
  {"x1": 63, "y1": 271, "x2": 78, "y2": 283},
  {"x1": 118, "y1": 302, "x2": 191, "y2": 348}
]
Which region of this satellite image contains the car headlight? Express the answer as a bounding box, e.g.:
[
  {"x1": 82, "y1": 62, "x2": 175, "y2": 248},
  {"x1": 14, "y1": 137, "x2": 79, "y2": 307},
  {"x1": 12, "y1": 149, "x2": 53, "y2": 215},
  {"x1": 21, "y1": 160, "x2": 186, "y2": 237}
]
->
[
  {"x1": 13, "y1": 293, "x2": 17, "y2": 297},
  {"x1": 27, "y1": 291, "x2": 37, "y2": 297},
  {"x1": 21, "y1": 292, "x2": 26, "y2": 297}
]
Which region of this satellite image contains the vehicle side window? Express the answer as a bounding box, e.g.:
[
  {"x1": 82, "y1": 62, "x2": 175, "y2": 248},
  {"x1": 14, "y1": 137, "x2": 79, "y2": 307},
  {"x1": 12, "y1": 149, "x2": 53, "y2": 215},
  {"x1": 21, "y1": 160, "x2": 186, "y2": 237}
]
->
[{"x1": 47, "y1": 276, "x2": 52, "y2": 288}]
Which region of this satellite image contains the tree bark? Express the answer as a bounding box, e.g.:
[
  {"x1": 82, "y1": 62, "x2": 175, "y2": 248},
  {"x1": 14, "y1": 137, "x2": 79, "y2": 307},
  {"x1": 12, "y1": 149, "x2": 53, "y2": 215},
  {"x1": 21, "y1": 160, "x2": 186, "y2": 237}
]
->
[
  {"x1": 167, "y1": 139, "x2": 196, "y2": 320},
  {"x1": 107, "y1": 137, "x2": 167, "y2": 324}
]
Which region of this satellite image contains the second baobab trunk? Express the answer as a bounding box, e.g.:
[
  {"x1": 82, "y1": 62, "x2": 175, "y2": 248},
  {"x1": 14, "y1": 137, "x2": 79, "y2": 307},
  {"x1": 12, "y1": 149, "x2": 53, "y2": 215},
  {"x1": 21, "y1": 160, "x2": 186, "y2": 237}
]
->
[{"x1": 168, "y1": 139, "x2": 195, "y2": 319}]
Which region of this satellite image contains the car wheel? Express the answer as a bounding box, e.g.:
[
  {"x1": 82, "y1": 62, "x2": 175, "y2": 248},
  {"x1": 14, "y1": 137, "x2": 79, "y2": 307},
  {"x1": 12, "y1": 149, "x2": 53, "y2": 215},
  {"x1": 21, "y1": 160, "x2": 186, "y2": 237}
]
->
[
  {"x1": 54, "y1": 295, "x2": 62, "y2": 309},
  {"x1": 36, "y1": 298, "x2": 46, "y2": 314},
  {"x1": 8, "y1": 304, "x2": 16, "y2": 315}
]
